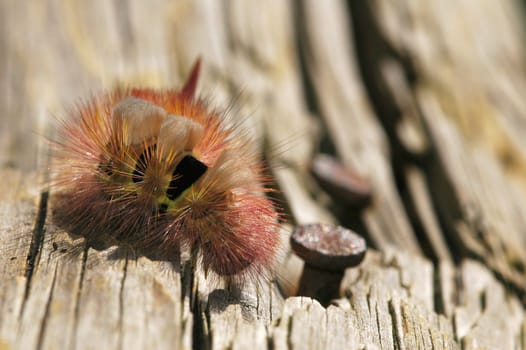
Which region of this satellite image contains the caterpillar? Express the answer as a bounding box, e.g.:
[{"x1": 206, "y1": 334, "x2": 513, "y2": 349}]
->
[{"x1": 50, "y1": 60, "x2": 281, "y2": 281}]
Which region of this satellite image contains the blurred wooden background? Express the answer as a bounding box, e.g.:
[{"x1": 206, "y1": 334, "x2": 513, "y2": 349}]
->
[{"x1": 2, "y1": 0, "x2": 526, "y2": 349}]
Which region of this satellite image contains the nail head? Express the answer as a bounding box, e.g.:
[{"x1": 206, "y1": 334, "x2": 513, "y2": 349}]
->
[
  {"x1": 310, "y1": 154, "x2": 372, "y2": 207},
  {"x1": 290, "y1": 223, "x2": 367, "y2": 272}
]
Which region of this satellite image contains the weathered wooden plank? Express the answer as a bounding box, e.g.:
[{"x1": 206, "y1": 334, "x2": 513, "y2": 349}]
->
[
  {"x1": 299, "y1": 0, "x2": 422, "y2": 254},
  {"x1": 420, "y1": 91, "x2": 526, "y2": 294},
  {"x1": 0, "y1": 276, "x2": 26, "y2": 348},
  {"x1": 16, "y1": 229, "x2": 83, "y2": 350},
  {"x1": 73, "y1": 248, "x2": 127, "y2": 350},
  {"x1": 267, "y1": 249, "x2": 461, "y2": 350},
  {"x1": 404, "y1": 166, "x2": 452, "y2": 262},
  {"x1": 0, "y1": 169, "x2": 40, "y2": 279},
  {"x1": 342, "y1": 250, "x2": 443, "y2": 349},
  {"x1": 0, "y1": 168, "x2": 41, "y2": 349},
  {"x1": 225, "y1": 0, "x2": 335, "y2": 225},
  {"x1": 342, "y1": 0, "x2": 526, "y2": 302},
  {"x1": 3, "y1": 0, "x2": 526, "y2": 349},
  {"x1": 205, "y1": 290, "x2": 269, "y2": 350},
  {"x1": 457, "y1": 261, "x2": 524, "y2": 349},
  {"x1": 120, "y1": 256, "x2": 189, "y2": 350}
]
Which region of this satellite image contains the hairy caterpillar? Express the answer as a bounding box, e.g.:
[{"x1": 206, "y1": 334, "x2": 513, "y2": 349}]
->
[{"x1": 50, "y1": 60, "x2": 281, "y2": 280}]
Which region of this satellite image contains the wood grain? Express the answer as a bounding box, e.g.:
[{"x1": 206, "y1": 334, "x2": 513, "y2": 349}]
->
[{"x1": 3, "y1": 0, "x2": 526, "y2": 349}]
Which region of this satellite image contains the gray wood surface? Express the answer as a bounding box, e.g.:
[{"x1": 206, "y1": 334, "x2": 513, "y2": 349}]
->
[{"x1": 2, "y1": 0, "x2": 526, "y2": 349}]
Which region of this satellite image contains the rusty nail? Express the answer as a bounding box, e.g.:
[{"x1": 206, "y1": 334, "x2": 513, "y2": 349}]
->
[
  {"x1": 290, "y1": 223, "x2": 366, "y2": 305},
  {"x1": 310, "y1": 154, "x2": 372, "y2": 208}
]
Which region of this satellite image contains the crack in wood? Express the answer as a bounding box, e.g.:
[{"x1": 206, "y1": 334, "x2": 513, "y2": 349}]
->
[
  {"x1": 374, "y1": 301, "x2": 384, "y2": 349},
  {"x1": 117, "y1": 251, "x2": 129, "y2": 350},
  {"x1": 70, "y1": 244, "x2": 88, "y2": 350},
  {"x1": 35, "y1": 264, "x2": 58, "y2": 350},
  {"x1": 21, "y1": 191, "x2": 49, "y2": 316},
  {"x1": 286, "y1": 314, "x2": 294, "y2": 350},
  {"x1": 178, "y1": 254, "x2": 210, "y2": 349},
  {"x1": 388, "y1": 300, "x2": 403, "y2": 350}
]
